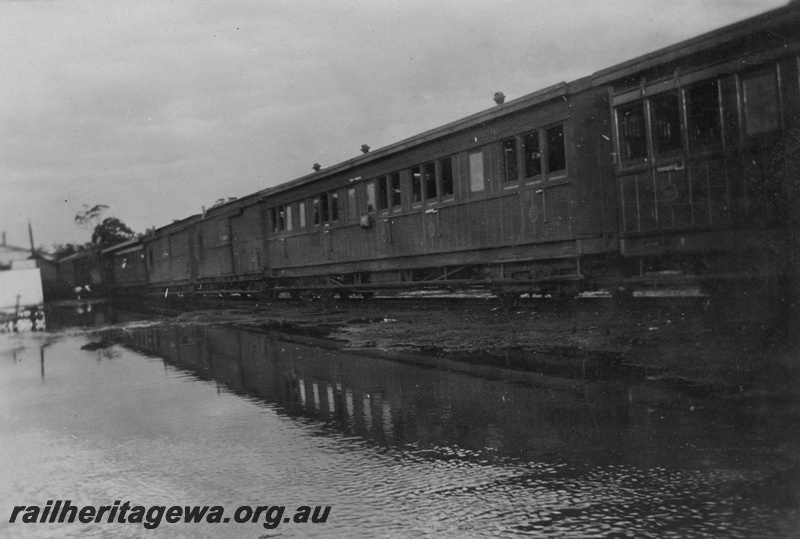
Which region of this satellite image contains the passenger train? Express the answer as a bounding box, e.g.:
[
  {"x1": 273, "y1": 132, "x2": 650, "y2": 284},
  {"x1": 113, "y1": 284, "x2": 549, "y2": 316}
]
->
[{"x1": 59, "y1": 3, "x2": 800, "y2": 303}]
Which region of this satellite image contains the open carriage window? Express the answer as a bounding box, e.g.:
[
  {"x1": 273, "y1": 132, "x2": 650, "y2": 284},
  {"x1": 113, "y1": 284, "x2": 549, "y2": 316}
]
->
[
  {"x1": 410, "y1": 166, "x2": 422, "y2": 204},
  {"x1": 347, "y1": 188, "x2": 357, "y2": 221},
  {"x1": 546, "y1": 124, "x2": 566, "y2": 175},
  {"x1": 742, "y1": 68, "x2": 779, "y2": 136},
  {"x1": 320, "y1": 194, "x2": 329, "y2": 223},
  {"x1": 423, "y1": 162, "x2": 436, "y2": 200},
  {"x1": 521, "y1": 123, "x2": 566, "y2": 180},
  {"x1": 271, "y1": 205, "x2": 285, "y2": 233},
  {"x1": 312, "y1": 197, "x2": 321, "y2": 226},
  {"x1": 617, "y1": 102, "x2": 647, "y2": 163},
  {"x1": 377, "y1": 177, "x2": 389, "y2": 210},
  {"x1": 329, "y1": 192, "x2": 339, "y2": 222},
  {"x1": 502, "y1": 138, "x2": 518, "y2": 182},
  {"x1": 650, "y1": 92, "x2": 683, "y2": 155},
  {"x1": 687, "y1": 79, "x2": 721, "y2": 148},
  {"x1": 390, "y1": 173, "x2": 402, "y2": 208},
  {"x1": 524, "y1": 132, "x2": 541, "y2": 178},
  {"x1": 439, "y1": 157, "x2": 454, "y2": 198}
]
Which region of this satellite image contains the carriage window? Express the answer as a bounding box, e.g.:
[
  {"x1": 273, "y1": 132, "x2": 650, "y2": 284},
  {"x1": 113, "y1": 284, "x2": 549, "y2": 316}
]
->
[
  {"x1": 502, "y1": 138, "x2": 518, "y2": 182},
  {"x1": 410, "y1": 166, "x2": 422, "y2": 203},
  {"x1": 312, "y1": 197, "x2": 321, "y2": 225},
  {"x1": 272, "y1": 205, "x2": 285, "y2": 233},
  {"x1": 423, "y1": 162, "x2": 436, "y2": 200},
  {"x1": 743, "y1": 69, "x2": 779, "y2": 136},
  {"x1": 390, "y1": 173, "x2": 402, "y2": 207},
  {"x1": 688, "y1": 79, "x2": 721, "y2": 147},
  {"x1": 330, "y1": 192, "x2": 339, "y2": 222},
  {"x1": 469, "y1": 151, "x2": 484, "y2": 191},
  {"x1": 299, "y1": 201, "x2": 306, "y2": 229},
  {"x1": 377, "y1": 177, "x2": 389, "y2": 210},
  {"x1": 651, "y1": 93, "x2": 683, "y2": 155},
  {"x1": 546, "y1": 124, "x2": 566, "y2": 174},
  {"x1": 347, "y1": 188, "x2": 357, "y2": 221},
  {"x1": 524, "y1": 132, "x2": 541, "y2": 178},
  {"x1": 440, "y1": 157, "x2": 454, "y2": 197},
  {"x1": 285, "y1": 204, "x2": 293, "y2": 232},
  {"x1": 321, "y1": 195, "x2": 330, "y2": 222},
  {"x1": 618, "y1": 102, "x2": 647, "y2": 162},
  {"x1": 366, "y1": 182, "x2": 376, "y2": 213}
]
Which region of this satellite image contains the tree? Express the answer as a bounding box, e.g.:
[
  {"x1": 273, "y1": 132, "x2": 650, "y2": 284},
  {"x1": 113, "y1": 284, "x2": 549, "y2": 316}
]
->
[
  {"x1": 53, "y1": 204, "x2": 138, "y2": 257},
  {"x1": 91, "y1": 217, "x2": 136, "y2": 248}
]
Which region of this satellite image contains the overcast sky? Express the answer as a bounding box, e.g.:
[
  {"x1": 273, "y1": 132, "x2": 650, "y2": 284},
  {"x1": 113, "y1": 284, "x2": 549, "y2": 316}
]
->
[{"x1": 0, "y1": 0, "x2": 787, "y2": 249}]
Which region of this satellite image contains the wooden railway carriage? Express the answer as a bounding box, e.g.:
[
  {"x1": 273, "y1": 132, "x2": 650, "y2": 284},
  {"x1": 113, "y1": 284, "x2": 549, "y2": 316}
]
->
[
  {"x1": 103, "y1": 239, "x2": 147, "y2": 291},
  {"x1": 263, "y1": 79, "x2": 618, "y2": 298},
  {"x1": 229, "y1": 195, "x2": 268, "y2": 283},
  {"x1": 143, "y1": 215, "x2": 200, "y2": 290},
  {"x1": 137, "y1": 194, "x2": 270, "y2": 296},
  {"x1": 194, "y1": 193, "x2": 268, "y2": 293},
  {"x1": 596, "y1": 3, "x2": 800, "y2": 292},
  {"x1": 55, "y1": 249, "x2": 107, "y2": 297},
  {"x1": 94, "y1": 3, "x2": 800, "y2": 302}
]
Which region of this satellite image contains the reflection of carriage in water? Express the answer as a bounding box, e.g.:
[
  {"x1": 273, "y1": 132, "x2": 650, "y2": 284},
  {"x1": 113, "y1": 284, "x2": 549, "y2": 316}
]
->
[
  {"x1": 122, "y1": 322, "x2": 642, "y2": 459},
  {"x1": 64, "y1": 4, "x2": 800, "y2": 306}
]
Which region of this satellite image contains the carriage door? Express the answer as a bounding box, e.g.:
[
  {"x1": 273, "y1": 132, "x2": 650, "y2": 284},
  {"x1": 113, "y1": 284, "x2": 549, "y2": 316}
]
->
[{"x1": 615, "y1": 88, "x2": 691, "y2": 235}]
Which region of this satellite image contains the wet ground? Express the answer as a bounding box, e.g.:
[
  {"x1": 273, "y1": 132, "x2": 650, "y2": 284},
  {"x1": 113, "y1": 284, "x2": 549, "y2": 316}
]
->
[
  {"x1": 1, "y1": 299, "x2": 798, "y2": 537},
  {"x1": 101, "y1": 293, "x2": 800, "y2": 396}
]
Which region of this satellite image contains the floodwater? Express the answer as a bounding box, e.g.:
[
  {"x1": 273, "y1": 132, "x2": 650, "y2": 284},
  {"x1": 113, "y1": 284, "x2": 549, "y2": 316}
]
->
[{"x1": 1, "y1": 306, "x2": 798, "y2": 538}]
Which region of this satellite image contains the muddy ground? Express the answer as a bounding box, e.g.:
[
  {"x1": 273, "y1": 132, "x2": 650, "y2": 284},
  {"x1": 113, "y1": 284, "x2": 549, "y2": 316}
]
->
[{"x1": 114, "y1": 293, "x2": 800, "y2": 399}]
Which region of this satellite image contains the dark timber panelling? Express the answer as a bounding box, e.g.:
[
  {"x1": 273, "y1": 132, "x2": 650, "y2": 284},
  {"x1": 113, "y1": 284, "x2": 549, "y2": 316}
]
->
[
  {"x1": 197, "y1": 217, "x2": 233, "y2": 279},
  {"x1": 231, "y1": 205, "x2": 265, "y2": 276}
]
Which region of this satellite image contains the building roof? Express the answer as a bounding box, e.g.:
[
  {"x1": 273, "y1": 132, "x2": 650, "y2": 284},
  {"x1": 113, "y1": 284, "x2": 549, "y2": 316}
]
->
[{"x1": 0, "y1": 243, "x2": 32, "y2": 255}]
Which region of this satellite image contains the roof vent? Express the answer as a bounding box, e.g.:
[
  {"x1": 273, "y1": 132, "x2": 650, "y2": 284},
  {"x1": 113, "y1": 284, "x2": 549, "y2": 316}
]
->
[
  {"x1": 493, "y1": 92, "x2": 506, "y2": 105},
  {"x1": 312, "y1": 163, "x2": 321, "y2": 172},
  {"x1": 361, "y1": 144, "x2": 370, "y2": 154}
]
